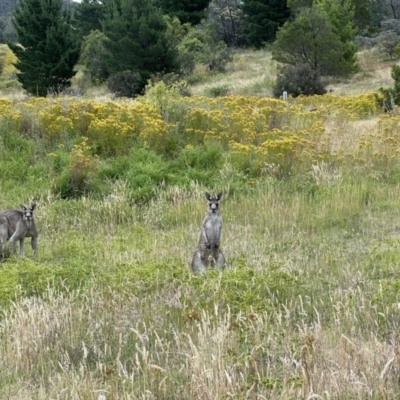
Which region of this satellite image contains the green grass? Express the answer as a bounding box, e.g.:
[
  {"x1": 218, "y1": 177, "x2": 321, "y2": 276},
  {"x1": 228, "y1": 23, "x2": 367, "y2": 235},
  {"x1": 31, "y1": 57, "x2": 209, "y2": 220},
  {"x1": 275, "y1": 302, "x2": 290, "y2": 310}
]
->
[
  {"x1": 0, "y1": 173, "x2": 399, "y2": 398},
  {"x1": 0, "y1": 48, "x2": 400, "y2": 398}
]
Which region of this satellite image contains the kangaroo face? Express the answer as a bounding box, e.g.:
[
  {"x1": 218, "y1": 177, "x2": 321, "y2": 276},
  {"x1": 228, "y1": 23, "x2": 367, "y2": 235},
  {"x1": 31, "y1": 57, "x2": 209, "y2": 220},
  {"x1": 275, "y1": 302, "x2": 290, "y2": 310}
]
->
[
  {"x1": 21, "y1": 204, "x2": 36, "y2": 221},
  {"x1": 205, "y1": 192, "x2": 223, "y2": 214}
]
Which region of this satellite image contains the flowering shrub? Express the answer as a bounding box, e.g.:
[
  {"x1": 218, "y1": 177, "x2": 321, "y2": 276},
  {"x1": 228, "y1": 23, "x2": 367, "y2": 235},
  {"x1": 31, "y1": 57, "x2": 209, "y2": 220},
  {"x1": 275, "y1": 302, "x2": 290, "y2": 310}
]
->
[
  {"x1": 49, "y1": 138, "x2": 98, "y2": 198},
  {"x1": 2, "y1": 91, "x2": 385, "y2": 181},
  {"x1": 0, "y1": 99, "x2": 21, "y2": 132}
]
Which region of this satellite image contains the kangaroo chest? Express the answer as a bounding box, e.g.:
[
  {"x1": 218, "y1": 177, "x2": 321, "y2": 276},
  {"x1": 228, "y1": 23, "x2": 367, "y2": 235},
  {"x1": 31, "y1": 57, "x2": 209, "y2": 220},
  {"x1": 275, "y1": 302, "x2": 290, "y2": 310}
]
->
[
  {"x1": 203, "y1": 214, "x2": 222, "y2": 244},
  {"x1": 23, "y1": 220, "x2": 35, "y2": 237}
]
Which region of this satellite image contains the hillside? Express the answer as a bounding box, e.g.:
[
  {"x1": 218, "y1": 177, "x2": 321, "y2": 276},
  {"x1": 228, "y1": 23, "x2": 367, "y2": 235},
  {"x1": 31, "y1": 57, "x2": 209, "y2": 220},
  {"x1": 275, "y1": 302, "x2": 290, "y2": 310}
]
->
[
  {"x1": 1, "y1": 48, "x2": 400, "y2": 398},
  {"x1": 0, "y1": 45, "x2": 396, "y2": 99}
]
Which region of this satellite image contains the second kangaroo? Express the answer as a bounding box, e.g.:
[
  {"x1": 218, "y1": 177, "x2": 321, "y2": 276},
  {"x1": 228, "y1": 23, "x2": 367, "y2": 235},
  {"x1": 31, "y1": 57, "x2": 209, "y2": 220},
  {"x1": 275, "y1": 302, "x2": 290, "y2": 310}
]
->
[
  {"x1": 191, "y1": 192, "x2": 226, "y2": 275},
  {"x1": 0, "y1": 204, "x2": 38, "y2": 257}
]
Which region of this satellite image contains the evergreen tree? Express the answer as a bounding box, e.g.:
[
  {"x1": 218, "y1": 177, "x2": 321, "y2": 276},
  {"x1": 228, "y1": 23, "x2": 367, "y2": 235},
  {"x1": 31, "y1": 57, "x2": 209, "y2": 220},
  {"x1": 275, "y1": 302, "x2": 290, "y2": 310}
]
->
[
  {"x1": 73, "y1": 0, "x2": 104, "y2": 38},
  {"x1": 101, "y1": 0, "x2": 179, "y2": 96},
  {"x1": 315, "y1": 0, "x2": 358, "y2": 75},
  {"x1": 155, "y1": 0, "x2": 210, "y2": 25},
  {"x1": 271, "y1": 7, "x2": 350, "y2": 76},
  {"x1": 241, "y1": 0, "x2": 291, "y2": 48},
  {"x1": 8, "y1": 0, "x2": 80, "y2": 96},
  {"x1": 350, "y1": 0, "x2": 373, "y2": 33},
  {"x1": 287, "y1": 0, "x2": 313, "y2": 14}
]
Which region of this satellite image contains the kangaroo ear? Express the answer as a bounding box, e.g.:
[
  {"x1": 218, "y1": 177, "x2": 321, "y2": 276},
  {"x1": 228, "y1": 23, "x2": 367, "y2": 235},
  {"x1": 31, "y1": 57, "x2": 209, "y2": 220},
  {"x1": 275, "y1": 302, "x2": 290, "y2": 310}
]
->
[
  {"x1": 204, "y1": 192, "x2": 211, "y2": 201},
  {"x1": 31, "y1": 204, "x2": 36, "y2": 210},
  {"x1": 216, "y1": 192, "x2": 223, "y2": 201},
  {"x1": 20, "y1": 205, "x2": 26, "y2": 211}
]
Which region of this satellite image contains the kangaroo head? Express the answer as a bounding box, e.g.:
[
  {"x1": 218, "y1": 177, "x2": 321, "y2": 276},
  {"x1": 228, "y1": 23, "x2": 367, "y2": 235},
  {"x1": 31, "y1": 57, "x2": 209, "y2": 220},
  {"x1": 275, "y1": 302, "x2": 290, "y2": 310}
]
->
[
  {"x1": 20, "y1": 204, "x2": 36, "y2": 221},
  {"x1": 204, "y1": 192, "x2": 223, "y2": 214}
]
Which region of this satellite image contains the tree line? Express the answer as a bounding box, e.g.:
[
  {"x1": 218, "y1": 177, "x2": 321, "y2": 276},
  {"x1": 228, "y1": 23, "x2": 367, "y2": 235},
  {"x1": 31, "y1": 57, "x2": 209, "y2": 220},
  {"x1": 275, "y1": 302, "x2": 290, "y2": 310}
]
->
[{"x1": 2, "y1": 0, "x2": 400, "y2": 98}]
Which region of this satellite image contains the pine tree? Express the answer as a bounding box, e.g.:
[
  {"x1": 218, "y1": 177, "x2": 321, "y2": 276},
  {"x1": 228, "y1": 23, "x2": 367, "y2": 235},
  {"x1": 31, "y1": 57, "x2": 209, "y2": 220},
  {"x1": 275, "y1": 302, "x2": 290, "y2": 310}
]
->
[
  {"x1": 315, "y1": 0, "x2": 358, "y2": 75},
  {"x1": 73, "y1": 0, "x2": 104, "y2": 38},
  {"x1": 101, "y1": 0, "x2": 179, "y2": 96},
  {"x1": 8, "y1": 0, "x2": 80, "y2": 96},
  {"x1": 241, "y1": 0, "x2": 291, "y2": 48},
  {"x1": 155, "y1": 0, "x2": 210, "y2": 25},
  {"x1": 272, "y1": 7, "x2": 353, "y2": 77}
]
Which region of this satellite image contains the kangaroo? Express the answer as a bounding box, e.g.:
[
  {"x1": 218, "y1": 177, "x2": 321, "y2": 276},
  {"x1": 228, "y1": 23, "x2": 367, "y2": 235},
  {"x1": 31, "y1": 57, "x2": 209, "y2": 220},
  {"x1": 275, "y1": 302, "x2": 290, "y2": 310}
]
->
[
  {"x1": 0, "y1": 215, "x2": 11, "y2": 258},
  {"x1": 191, "y1": 192, "x2": 226, "y2": 275},
  {"x1": 0, "y1": 204, "x2": 38, "y2": 257}
]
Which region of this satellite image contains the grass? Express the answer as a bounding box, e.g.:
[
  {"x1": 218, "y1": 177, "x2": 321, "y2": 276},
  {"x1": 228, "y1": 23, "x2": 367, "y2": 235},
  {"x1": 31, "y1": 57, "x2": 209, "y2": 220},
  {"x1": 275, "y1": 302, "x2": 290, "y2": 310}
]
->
[{"x1": 0, "y1": 46, "x2": 400, "y2": 398}]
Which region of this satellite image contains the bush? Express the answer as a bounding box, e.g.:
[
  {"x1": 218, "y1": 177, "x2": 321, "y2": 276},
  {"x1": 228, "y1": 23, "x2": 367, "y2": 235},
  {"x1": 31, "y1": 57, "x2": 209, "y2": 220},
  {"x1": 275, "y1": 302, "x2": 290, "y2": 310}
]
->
[
  {"x1": 79, "y1": 30, "x2": 111, "y2": 84},
  {"x1": 50, "y1": 139, "x2": 99, "y2": 199},
  {"x1": 177, "y1": 22, "x2": 232, "y2": 74},
  {"x1": 205, "y1": 84, "x2": 230, "y2": 97},
  {"x1": 107, "y1": 70, "x2": 142, "y2": 98},
  {"x1": 377, "y1": 30, "x2": 400, "y2": 59},
  {"x1": 273, "y1": 63, "x2": 327, "y2": 98},
  {"x1": 377, "y1": 64, "x2": 400, "y2": 112},
  {"x1": 176, "y1": 143, "x2": 224, "y2": 171}
]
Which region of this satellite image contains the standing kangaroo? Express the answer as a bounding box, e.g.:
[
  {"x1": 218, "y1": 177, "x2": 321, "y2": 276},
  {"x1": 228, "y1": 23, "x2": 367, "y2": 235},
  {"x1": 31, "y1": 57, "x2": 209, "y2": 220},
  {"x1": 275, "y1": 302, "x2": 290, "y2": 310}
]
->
[
  {"x1": 191, "y1": 192, "x2": 226, "y2": 275},
  {"x1": 0, "y1": 204, "x2": 38, "y2": 257}
]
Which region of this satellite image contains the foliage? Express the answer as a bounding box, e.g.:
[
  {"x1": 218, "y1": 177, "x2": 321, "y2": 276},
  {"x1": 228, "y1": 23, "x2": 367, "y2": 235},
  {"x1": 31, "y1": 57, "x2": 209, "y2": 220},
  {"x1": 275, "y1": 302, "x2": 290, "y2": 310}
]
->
[
  {"x1": 163, "y1": 14, "x2": 192, "y2": 48},
  {"x1": 107, "y1": 70, "x2": 142, "y2": 98},
  {"x1": 273, "y1": 63, "x2": 327, "y2": 98},
  {"x1": 207, "y1": 0, "x2": 245, "y2": 47},
  {"x1": 240, "y1": 0, "x2": 291, "y2": 48},
  {"x1": 315, "y1": 0, "x2": 358, "y2": 75},
  {"x1": 206, "y1": 84, "x2": 230, "y2": 97},
  {"x1": 0, "y1": 15, "x2": 17, "y2": 44},
  {"x1": 350, "y1": 0, "x2": 374, "y2": 34},
  {"x1": 177, "y1": 21, "x2": 232, "y2": 74},
  {"x1": 142, "y1": 78, "x2": 191, "y2": 121},
  {"x1": 78, "y1": 30, "x2": 111, "y2": 84},
  {"x1": 287, "y1": 0, "x2": 312, "y2": 13},
  {"x1": 272, "y1": 7, "x2": 355, "y2": 78},
  {"x1": 377, "y1": 65, "x2": 400, "y2": 112},
  {"x1": 8, "y1": 0, "x2": 80, "y2": 97},
  {"x1": 100, "y1": 0, "x2": 180, "y2": 96},
  {"x1": 73, "y1": 0, "x2": 104, "y2": 38},
  {"x1": 0, "y1": 44, "x2": 19, "y2": 90},
  {"x1": 49, "y1": 138, "x2": 99, "y2": 199},
  {"x1": 377, "y1": 30, "x2": 400, "y2": 59},
  {"x1": 155, "y1": 0, "x2": 210, "y2": 25}
]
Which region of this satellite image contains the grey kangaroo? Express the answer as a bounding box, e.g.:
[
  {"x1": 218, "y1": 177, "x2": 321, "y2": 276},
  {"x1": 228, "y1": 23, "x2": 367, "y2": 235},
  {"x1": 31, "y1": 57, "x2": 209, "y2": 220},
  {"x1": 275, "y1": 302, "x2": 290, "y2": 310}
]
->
[
  {"x1": 0, "y1": 204, "x2": 38, "y2": 256},
  {"x1": 0, "y1": 215, "x2": 11, "y2": 258},
  {"x1": 191, "y1": 192, "x2": 226, "y2": 275}
]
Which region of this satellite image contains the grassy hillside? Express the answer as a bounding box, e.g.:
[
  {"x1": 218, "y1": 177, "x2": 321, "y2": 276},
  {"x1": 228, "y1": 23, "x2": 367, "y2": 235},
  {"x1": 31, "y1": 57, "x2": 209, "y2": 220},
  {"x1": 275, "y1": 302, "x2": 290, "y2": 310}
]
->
[{"x1": 0, "y1": 48, "x2": 400, "y2": 398}]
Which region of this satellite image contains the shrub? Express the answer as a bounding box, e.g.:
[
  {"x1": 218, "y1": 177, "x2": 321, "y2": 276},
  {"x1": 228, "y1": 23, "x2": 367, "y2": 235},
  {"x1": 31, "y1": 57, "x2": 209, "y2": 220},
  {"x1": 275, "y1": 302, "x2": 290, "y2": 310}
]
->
[
  {"x1": 205, "y1": 84, "x2": 230, "y2": 97},
  {"x1": 107, "y1": 70, "x2": 142, "y2": 98},
  {"x1": 50, "y1": 138, "x2": 99, "y2": 199},
  {"x1": 79, "y1": 30, "x2": 111, "y2": 84},
  {"x1": 377, "y1": 64, "x2": 400, "y2": 112},
  {"x1": 176, "y1": 143, "x2": 224, "y2": 171},
  {"x1": 177, "y1": 22, "x2": 232, "y2": 74},
  {"x1": 377, "y1": 30, "x2": 400, "y2": 60},
  {"x1": 273, "y1": 63, "x2": 327, "y2": 98}
]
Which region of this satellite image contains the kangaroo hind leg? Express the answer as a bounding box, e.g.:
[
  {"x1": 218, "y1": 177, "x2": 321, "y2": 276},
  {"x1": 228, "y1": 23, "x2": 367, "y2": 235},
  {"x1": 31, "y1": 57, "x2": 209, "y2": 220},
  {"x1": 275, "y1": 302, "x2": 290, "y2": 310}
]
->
[
  {"x1": 191, "y1": 249, "x2": 208, "y2": 275},
  {"x1": 213, "y1": 248, "x2": 226, "y2": 270}
]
